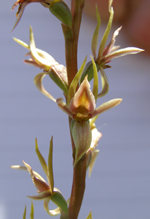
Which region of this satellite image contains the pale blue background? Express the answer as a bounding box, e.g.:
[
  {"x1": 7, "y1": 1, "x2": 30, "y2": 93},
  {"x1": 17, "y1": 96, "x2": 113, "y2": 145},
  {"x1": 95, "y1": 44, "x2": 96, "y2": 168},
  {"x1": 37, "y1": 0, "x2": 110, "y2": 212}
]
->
[{"x1": 0, "y1": 1, "x2": 150, "y2": 219}]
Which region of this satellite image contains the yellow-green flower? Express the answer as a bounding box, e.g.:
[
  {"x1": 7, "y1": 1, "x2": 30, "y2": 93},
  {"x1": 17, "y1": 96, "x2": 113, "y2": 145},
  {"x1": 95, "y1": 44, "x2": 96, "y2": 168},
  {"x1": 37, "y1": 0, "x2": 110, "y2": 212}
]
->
[
  {"x1": 14, "y1": 27, "x2": 68, "y2": 97},
  {"x1": 11, "y1": 138, "x2": 68, "y2": 216}
]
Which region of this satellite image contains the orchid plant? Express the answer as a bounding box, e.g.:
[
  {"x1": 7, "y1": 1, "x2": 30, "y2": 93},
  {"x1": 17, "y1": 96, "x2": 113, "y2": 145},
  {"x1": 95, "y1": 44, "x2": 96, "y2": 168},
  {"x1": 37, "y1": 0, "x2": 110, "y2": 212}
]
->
[{"x1": 11, "y1": 0, "x2": 143, "y2": 219}]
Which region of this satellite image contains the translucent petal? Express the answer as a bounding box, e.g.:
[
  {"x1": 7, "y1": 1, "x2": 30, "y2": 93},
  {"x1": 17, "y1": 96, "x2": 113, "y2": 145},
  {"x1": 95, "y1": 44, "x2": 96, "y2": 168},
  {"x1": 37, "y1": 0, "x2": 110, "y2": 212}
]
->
[
  {"x1": 102, "y1": 26, "x2": 122, "y2": 57},
  {"x1": 50, "y1": 190, "x2": 68, "y2": 214},
  {"x1": 102, "y1": 47, "x2": 144, "y2": 63},
  {"x1": 10, "y1": 165, "x2": 46, "y2": 182},
  {"x1": 34, "y1": 72, "x2": 56, "y2": 102},
  {"x1": 44, "y1": 197, "x2": 61, "y2": 216}
]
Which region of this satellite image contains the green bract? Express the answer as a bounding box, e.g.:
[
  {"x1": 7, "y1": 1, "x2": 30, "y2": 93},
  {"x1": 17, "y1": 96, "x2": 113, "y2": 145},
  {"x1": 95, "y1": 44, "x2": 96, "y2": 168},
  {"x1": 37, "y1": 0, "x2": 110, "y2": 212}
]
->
[{"x1": 49, "y1": 1, "x2": 72, "y2": 27}]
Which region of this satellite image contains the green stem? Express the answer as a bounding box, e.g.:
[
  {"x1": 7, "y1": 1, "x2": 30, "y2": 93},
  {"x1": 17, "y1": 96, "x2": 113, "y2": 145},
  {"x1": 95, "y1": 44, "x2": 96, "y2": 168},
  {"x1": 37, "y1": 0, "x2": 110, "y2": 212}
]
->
[{"x1": 69, "y1": 154, "x2": 87, "y2": 219}]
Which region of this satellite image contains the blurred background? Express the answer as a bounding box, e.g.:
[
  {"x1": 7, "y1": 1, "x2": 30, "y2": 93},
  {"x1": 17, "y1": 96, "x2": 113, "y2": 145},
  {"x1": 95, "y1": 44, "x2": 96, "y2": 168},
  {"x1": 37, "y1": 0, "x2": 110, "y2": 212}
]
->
[{"x1": 0, "y1": 0, "x2": 150, "y2": 219}]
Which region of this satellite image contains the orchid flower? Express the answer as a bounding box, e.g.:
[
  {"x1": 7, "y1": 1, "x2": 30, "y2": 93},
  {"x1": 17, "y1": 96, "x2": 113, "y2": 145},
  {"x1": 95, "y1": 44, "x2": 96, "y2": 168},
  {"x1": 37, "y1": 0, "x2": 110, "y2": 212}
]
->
[
  {"x1": 80, "y1": 3, "x2": 144, "y2": 98},
  {"x1": 11, "y1": 138, "x2": 68, "y2": 217},
  {"x1": 14, "y1": 26, "x2": 68, "y2": 97},
  {"x1": 56, "y1": 57, "x2": 122, "y2": 123},
  {"x1": 92, "y1": 4, "x2": 144, "y2": 68}
]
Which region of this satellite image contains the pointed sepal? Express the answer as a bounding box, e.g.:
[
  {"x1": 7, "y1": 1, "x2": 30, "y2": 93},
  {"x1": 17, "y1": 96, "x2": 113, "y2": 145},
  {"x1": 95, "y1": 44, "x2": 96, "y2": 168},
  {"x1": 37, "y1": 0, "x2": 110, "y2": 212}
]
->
[
  {"x1": 91, "y1": 5, "x2": 101, "y2": 59},
  {"x1": 23, "y1": 205, "x2": 26, "y2": 219},
  {"x1": 67, "y1": 57, "x2": 87, "y2": 104},
  {"x1": 86, "y1": 211, "x2": 93, "y2": 219},
  {"x1": 97, "y1": 67, "x2": 109, "y2": 98},
  {"x1": 30, "y1": 201, "x2": 34, "y2": 219},
  {"x1": 35, "y1": 138, "x2": 48, "y2": 177},
  {"x1": 97, "y1": 5, "x2": 114, "y2": 63},
  {"x1": 92, "y1": 98, "x2": 122, "y2": 117},
  {"x1": 48, "y1": 137, "x2": 54, "y2": 193}
]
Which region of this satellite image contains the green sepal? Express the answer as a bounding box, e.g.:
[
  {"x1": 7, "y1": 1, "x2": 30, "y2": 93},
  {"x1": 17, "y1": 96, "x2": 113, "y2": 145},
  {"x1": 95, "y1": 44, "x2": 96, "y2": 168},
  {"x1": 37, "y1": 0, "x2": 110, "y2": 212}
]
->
[
  {"x1": 91, "y1": 56, "x2": 98, "y2": 102},
  {"x1": 91, "y1": 5, "x2": 101, "y2": 59},
  {"x1": 35, "y1": 138, "x2": 48, "y2": 177},
  {"x1": 48, "y1": 137, "x2": 54, "y2": 193},
  {"x1": 97, "y1": 66, "x2": 109, "y2": 98},
  {"x1": 49, "y1": 1, "x2": 72, "y2": 27},
  {"x1": 97, "y1": 6, "x2": 114, "y2": 63},
  {"x1": 80, "y1": 61, "x2": 100, "y2": 83},
  {"x1": 30, "y1": 201, "x2": 34, "y2": 219},
  {"x1": 48, "y1": 66, "x2": 68, "y2": 96},
  {"x1": 51, "y1": 191, "x2": 68, "y2": 214},
  {"x1": 86, "y1": 211, "x2": 93, "y2": 219},
  {"x1": 23, "y1": 205, "x2": 26, "y2": 219},
  {"x1": 67, "y1": 56, "x2": 87, "y2": 104}
]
